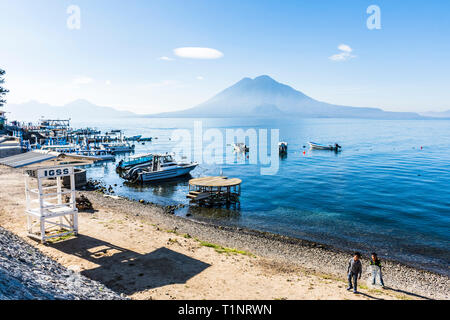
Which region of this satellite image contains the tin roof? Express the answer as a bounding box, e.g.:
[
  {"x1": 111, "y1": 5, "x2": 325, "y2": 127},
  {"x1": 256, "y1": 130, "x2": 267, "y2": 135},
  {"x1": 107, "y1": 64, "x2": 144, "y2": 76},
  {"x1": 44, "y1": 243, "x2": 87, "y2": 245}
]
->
[
  {"x1": 0, "y1": 151, "x2": 56, "y2": 168},
  {"x1": 0, "y1": 151, "x2": 94, "y2": 168}
]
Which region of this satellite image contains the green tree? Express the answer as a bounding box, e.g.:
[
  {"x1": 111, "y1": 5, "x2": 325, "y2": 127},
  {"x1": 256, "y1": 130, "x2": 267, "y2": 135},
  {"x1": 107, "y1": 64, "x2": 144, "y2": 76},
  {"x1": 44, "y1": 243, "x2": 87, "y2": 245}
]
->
[{"x1": 0, "y1": 68, "x2": 9, "y2": 108}]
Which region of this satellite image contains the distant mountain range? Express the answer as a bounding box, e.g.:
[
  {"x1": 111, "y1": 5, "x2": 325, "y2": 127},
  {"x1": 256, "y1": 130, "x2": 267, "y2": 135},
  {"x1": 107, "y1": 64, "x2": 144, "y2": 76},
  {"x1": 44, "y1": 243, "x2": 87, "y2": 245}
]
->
[
  {"x1": 150, "y1": 75, "x2": 425, "y2": 119},
  {"x1": 4, "y1": 99, "x2": 136, "y2": 122},
  {"x1": 419, "y1": 110, "x2": 450, "y2": 118},
  {"x1": 4, "y1": 76, "x2": 447, "y2": 121}
]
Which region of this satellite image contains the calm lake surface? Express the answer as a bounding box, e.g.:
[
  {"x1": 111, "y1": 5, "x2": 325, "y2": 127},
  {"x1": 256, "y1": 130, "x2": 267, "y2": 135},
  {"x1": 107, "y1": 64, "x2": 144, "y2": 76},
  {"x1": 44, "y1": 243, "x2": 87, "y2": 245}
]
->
[{"x1": 74, "y1": 118, "x2": 450, "y2": 275}]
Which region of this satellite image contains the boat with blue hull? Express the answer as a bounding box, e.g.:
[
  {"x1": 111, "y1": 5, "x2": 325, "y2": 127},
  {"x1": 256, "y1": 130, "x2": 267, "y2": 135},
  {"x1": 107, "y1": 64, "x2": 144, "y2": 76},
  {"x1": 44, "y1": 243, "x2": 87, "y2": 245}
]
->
[
  {"x1": 125, "y1": 135, "x2": 142, "y2": 141},
  {"x1": 102, "y1": 142, "x2": 135, "y2": 153}
]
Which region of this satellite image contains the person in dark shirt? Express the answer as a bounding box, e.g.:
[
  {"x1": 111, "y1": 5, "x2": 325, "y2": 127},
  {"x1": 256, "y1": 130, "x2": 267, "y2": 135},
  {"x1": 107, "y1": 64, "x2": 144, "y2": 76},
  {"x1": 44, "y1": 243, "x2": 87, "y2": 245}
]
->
[
  {"x1": 347, "y1": 252, "x2": 362, "y2": 293},
  {"x1": 369, "y1": 252, "x2": 385, "y2": 287}
]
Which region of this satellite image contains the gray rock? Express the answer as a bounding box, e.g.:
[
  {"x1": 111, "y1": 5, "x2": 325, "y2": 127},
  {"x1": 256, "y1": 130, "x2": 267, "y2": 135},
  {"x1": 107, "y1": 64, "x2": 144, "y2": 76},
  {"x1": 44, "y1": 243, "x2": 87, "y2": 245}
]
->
[{"x1": 0, "y1": 226, "x2": 125, "y2": 300}]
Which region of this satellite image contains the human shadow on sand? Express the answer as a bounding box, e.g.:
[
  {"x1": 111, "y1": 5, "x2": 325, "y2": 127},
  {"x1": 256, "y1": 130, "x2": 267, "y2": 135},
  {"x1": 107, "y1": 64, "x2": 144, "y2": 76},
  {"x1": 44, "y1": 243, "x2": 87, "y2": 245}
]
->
[{"x1": 49, "y1": 234, "x2": 211, "y2": 295}]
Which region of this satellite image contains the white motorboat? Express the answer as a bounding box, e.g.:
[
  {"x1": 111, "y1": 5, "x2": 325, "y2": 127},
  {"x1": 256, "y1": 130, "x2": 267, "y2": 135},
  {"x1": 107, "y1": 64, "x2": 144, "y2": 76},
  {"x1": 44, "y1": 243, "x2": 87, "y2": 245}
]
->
[
  {"x1": 122, "y1": 154, "x2": 197, "y2": 183},
  {"x1": 69, "y1": 149, "x2": 115, "y2": 161},
  {"x1": 309, "y1": 142, "x2": 342, "y2": 151},
  {"x1": 233, "y1": 142, "x2": 249, "y2": 153}
]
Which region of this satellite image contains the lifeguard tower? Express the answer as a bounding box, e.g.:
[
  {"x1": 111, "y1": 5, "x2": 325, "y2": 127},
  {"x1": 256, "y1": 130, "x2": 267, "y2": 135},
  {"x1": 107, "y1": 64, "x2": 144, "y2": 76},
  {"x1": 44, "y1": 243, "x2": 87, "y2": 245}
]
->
[{"x1": 24, "y1": 165, "x2": 78, "y2": 243}]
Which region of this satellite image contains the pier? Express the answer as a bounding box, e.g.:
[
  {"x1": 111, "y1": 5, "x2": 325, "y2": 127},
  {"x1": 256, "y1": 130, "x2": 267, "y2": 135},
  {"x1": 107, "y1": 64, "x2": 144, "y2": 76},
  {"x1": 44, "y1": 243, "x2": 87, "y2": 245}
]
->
[{"x1": 187, "y1": 176, "x2": 242, "y2": 208}]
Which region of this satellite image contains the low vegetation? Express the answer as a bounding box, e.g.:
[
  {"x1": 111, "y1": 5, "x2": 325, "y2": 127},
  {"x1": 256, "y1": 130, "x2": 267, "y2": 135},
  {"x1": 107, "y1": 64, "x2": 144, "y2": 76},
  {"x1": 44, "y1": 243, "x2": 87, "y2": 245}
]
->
[{"x1": 198, "y1": 241, "x2": 255, "y2": 257}]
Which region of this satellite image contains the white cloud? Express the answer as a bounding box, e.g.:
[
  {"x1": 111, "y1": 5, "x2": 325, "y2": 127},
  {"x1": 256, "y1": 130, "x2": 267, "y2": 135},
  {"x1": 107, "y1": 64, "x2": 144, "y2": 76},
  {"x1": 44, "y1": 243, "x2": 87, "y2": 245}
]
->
[
  {"x1": 196, "y1": 76, "x2": 204, "y2": 80},
  {"x1": 173, "y1": 47, "x2": 224, "y2": 59},
  {"x1": 105, "y1": 80, "x2": 112, "y2": 86},
  {"x1": 329, "y1": 52, "x2": 352, "y2": 61},
  {"x1": 338, "y1": 44, "x2": 352, "y2": 53},
  {"x1": 329, "y1": 44, "x2": 356, "y2": 62},
  {"x1": 72, "y1": 76, "x2": 93, "y2": 85},
  {"x1": 158, "y1": 56, "x2": 174, "y2": 61}
]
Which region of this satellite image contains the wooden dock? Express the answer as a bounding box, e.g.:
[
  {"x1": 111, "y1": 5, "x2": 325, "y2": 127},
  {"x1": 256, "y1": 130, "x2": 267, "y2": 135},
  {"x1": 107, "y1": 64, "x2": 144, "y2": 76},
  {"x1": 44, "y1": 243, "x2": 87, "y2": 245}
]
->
[{"x1": 187, "y1": 176, "x2": 242, "y2": 207}]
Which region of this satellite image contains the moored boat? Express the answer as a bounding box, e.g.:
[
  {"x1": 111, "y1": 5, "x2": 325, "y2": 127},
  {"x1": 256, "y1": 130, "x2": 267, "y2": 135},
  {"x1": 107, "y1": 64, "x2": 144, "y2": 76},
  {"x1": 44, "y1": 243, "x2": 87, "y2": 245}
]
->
[
  {"x1": 117, "y1": 153, "x2": 153, "y2": 171},
  {"x1": 102, "y1": 142, "x2": 135, "y2": 153},
  {"x1": 121, "y1": 154, "x2": 197, "y2": 183},
  {"x1": 69, "y1": 149, "x2": 115, "y2": 161},
  {"x1": 279, "y1": 141, "x2": 288, "y2": 154},
  {"x1": 309, "y1": 142, "x2": 342, "y2": 151},
  {"x1": 233, "y1": 143, "x2": 249, "y2": 153},
  {"x1": 125, "y1": 135, "x2": 142, "y2": 141}
]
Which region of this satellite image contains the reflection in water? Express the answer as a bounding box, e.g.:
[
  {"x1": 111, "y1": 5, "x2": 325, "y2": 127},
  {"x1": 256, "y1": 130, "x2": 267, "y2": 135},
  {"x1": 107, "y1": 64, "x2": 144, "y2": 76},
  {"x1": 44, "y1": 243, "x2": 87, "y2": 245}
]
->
[
  {"x1": 178, "y1": 205, "x2": 241, "y2": 222},
  {"x1": 123, "y1": 175, "x2": 192, "y2": 198}
]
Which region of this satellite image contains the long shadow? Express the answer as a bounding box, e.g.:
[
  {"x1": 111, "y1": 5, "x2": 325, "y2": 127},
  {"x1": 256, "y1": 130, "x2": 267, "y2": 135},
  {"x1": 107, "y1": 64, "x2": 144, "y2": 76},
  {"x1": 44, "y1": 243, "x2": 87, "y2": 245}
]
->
[
  {"x1": 384, "y1": 287, "x2": 433, "y2": 300},
  {"x1": 49, "y1": 234, "x2": 211, "y2": 295},
  {"x1": 354, "y1": 291, "x2": 384, "y2": 300}
]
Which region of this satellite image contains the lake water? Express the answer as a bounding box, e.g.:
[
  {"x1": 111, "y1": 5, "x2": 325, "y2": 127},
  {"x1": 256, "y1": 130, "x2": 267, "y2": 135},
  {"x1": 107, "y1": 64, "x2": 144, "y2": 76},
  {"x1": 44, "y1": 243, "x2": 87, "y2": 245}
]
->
[{"x1": 74, "y1": 118, "x2": 450, "y2": 275}]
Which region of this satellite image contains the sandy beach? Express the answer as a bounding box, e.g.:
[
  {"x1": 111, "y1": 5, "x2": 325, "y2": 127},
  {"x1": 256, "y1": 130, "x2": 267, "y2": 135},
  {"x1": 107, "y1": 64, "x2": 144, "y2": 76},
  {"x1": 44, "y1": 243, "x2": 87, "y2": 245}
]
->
[{"x1": 0, "y1": 165, "x2": 448, "y2": 300}]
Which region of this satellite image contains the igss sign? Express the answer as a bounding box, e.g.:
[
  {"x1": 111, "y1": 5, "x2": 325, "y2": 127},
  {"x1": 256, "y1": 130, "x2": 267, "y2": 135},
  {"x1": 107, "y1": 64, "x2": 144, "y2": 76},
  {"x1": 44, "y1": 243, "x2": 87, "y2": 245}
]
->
[{"x1": 38, "y1": 167, "x2": 73, "y2": 178}]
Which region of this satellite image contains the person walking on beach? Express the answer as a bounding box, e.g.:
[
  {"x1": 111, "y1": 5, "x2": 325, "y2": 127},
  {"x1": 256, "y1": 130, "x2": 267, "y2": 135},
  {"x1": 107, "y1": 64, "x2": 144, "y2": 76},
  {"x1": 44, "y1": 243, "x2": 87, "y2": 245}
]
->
[
  {"x1": 369, "y1": 252, "x2": 385, "y2": 287},
  {"x1": 347, "y1": 252, "x2": 362, "y2": 293}
]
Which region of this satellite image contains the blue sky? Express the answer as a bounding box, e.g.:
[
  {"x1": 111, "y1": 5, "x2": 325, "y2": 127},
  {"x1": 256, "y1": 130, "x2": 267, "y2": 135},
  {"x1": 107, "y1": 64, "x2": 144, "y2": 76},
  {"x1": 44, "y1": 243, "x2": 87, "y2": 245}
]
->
[{"x1": 0, "y1": 0, "x2": 449, "y2": 114}]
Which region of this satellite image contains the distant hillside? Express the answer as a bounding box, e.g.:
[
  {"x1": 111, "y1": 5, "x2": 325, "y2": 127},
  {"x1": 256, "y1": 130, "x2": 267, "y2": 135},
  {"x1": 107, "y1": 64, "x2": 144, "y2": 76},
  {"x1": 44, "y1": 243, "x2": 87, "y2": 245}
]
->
[
  {"x1": 4, "y1": 77, "x2": 433, "y2": 121},
  {"x1": 420, "y1": 110, "x2": 450, "y2": 118},
  {"x1": 150, "y1": 75, "x2": 424, "y2": 119},
  {"x1": 4, "y1": 99, "x2": 137, "y2": 122}
]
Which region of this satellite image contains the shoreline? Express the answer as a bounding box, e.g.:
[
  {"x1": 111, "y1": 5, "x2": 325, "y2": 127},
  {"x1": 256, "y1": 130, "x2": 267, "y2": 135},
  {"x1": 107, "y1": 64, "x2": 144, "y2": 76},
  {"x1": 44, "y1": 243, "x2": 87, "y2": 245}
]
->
[
  {"x1": 98, "y1": 183, "x2": 448, "y2": 278},
  {"x1": 88, "y1": 177, "x2": 449, "y2": 278},
  {"x1": 82, "y1": 190, "x2": 449, "y2": 299},
  {"x1": 0, "y1": 165, "x2": 448, "y2": 300},
  {"x1": 182, "y1": 215, "x2": 449, "y2": 278}
]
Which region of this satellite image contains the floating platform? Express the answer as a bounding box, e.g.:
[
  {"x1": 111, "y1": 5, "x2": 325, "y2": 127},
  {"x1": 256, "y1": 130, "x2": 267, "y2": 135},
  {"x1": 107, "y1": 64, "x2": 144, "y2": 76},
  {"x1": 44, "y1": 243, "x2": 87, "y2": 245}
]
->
[{"x1": 187, "y1": 176, "x2": 242, "y2": 207}]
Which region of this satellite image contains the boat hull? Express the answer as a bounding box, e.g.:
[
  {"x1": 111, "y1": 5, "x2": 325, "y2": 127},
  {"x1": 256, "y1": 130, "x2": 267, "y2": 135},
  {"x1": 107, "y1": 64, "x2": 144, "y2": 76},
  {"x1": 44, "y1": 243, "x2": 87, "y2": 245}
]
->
[
  {"x1": 107, "y1": 146, "x2": 135, "y2": 153},
  {"x1": 308, "y1": 142, "x2": 341, "y2": 151},
  {"x1": 139, "y1": 164, "x2": 197, "y2": 182}
]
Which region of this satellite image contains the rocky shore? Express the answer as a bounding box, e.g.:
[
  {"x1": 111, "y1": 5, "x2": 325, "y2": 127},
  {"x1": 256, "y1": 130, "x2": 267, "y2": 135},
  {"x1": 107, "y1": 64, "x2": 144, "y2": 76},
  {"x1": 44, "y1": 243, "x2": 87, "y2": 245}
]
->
[{"x1": 0, "y1": 226, "x2": 124, "y2": 300}]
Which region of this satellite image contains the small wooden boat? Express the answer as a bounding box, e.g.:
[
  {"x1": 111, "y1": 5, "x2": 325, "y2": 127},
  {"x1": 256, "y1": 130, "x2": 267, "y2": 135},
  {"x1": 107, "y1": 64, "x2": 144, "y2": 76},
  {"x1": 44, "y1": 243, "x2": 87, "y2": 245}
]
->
[{"x1": 309, "y1": 142, "x2": 342, "y2": 151}]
